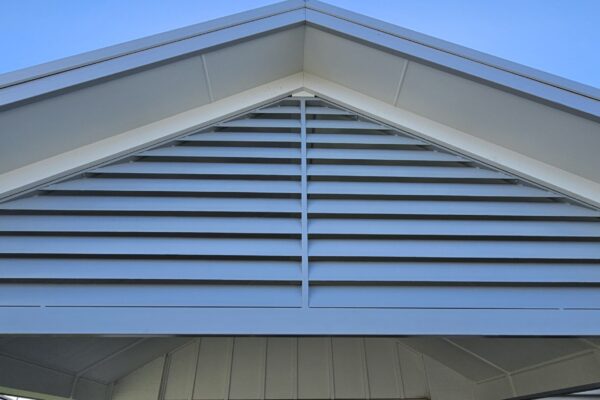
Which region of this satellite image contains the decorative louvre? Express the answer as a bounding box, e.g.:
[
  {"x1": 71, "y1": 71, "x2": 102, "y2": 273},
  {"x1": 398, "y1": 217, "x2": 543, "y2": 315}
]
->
[{"x1": 1, "y1": 97, "x2": 600, "y2": 311}]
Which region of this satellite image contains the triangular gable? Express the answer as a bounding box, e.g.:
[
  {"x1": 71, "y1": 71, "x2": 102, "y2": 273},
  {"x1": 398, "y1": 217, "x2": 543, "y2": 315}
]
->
[
  {"x1": 2, "y1": 1, "x2": 598, "y2": 207},
  {"x1": 1, "y1": 96, "x2": 600, "y2": 333}
]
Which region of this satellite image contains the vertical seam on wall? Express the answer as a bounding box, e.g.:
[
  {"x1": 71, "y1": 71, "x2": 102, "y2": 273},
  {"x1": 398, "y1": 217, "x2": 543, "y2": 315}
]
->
[
  {"x1": 393, "y1": 341, "x2": 407, "y2": 399},
  {"x1": 360, "y1": 338, "x2": 371, "y2": 399},
  {"x1": 300, "y1": 98, "x2": 309, "y2": 308},
  {"x1": 189, "y1": 338, "x2": 202, "y2": 400},
  {"x1": 393, "y1": 60, "x2": 409, "y2": 106},
  {"x1": 201, "y1": 54, "x2": 215, "y2": 102},
  {"x1": 328, "y1": 337, "x2": 336, "y2": 399},
  {"x1": 421, "y1": 354, "x2": 432, "y2": 399},
  {"x1": 261, "y1": 338, "x2": 268, "y2": 400},
  {"x1": 157, "y1": 353, "x2": 172, "y2": 400},
  {"x1": 224, "y1": 337, "x2": 235, "y2": 400}
]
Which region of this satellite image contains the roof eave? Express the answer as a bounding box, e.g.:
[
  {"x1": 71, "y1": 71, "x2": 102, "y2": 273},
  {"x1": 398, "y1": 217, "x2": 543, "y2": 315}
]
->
[
  {"x1": 305, "y1": 0, "x2": 600, "y2": 120},
  {"x1": 0, "y1": 0, "x2": 305, "y2": 90},
  {"x1": 0, "y1": 0, "x2": 598, "y2": 120}
]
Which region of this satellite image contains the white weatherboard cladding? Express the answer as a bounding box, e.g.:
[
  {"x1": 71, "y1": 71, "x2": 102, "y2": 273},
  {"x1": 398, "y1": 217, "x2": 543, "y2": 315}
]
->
[{"x1": 1, "y1": 97, "x2": 600, "y2": 334}]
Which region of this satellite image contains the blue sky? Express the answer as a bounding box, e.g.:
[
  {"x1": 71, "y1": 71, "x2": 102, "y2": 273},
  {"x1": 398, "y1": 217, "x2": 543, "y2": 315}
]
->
[{"x1": 1, "y1": 0, "x2": 599, "y2": 88}]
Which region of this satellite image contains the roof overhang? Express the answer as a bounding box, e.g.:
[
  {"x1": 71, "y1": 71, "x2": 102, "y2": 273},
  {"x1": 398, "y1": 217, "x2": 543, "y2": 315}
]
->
[{"x1": 2, "y1": 0, "x2": 598, "y2": 115}]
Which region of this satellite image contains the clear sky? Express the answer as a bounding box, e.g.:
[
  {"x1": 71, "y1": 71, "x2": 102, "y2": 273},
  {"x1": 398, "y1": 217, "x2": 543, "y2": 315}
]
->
[{"x1": 1, "y1": 0, "x2": 599, "y2": 88}]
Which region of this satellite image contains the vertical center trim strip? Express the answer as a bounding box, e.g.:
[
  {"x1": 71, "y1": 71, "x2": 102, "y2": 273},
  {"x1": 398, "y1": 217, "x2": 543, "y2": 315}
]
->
[{"x1": 300, "y1": 99, "x2": 309, "y2": 308}]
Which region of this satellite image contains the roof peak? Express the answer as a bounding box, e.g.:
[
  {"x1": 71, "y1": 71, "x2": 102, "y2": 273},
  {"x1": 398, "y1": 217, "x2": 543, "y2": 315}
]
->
[{"x1": 0, "y1": 0, "x2": 598, "y2": 118}]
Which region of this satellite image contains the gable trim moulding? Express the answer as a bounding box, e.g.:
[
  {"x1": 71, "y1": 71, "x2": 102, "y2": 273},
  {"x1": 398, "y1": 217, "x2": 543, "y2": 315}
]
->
[{"x1": 1, "y1": 73, "x2": 599, "y2": 208}]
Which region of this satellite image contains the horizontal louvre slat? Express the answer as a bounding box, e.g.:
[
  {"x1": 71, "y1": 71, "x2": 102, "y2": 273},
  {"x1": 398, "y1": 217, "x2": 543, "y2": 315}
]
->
[
  {"x1": 46, "y1": 178, "x2": 301, "y2": 194},
  {"x1": 218, "y1": 119, "x2": 301, "y2": 128},
  {"x1": 307, "y1": 133, "x2": 423, "y2": 146},
  {"x1": 308, "y1": 148, "x2": 463, "y2": 162},
  {"x1": 309, "y1": 261, "x2": 600, "y2": 283},
  {"x1": 139, "y1": 146, "x2": 301, "y2": 159},
  {"x1": 0, "y1": 259, "x2": 301, "y2": 281},
  {"x1": 306, "y1": 120, "x2": 385, "y2": 129},
  {"x1": 308, "y1": 200, "x2": 598, "y2": 217},
  {"x1": 308, "y1": 164, "x2": 508, "y2": 180},
  {"x1": 0, "y1": 284, "x2": 301, "y2": 307},
  {"x1": 183, "y1": 132, "x2": 301, "y2": 143},
  {"x1": 255, "y1": 106, "x2": 300, "y2": 114},
  {"x1": 308, "y1": 182, "x2": 555, "y2": 198},
  {"x1": 94, "y1": 162, "x2": 301, "y2": 177},
  {"x1": 308, "y1": 219, "x2": 600, "y2": 237},
  {"x1": 0, "y1": 196, "x2": 301, "y2": 214},
  {"x1": 305, "y1": 106, "x2": 353, "y2": 115},
  {"x1": 0, "y1": 236, "x2": 301, "y2": 256},
  {"x1": 310, "y1": 286, "x2": 600, "y2": 309},
  {"x1": 0, "y1": 215, "x2": 301, "y2": 234},
  {"x1": 309, "y1": 239, "x2": 600, "y2": 260}
]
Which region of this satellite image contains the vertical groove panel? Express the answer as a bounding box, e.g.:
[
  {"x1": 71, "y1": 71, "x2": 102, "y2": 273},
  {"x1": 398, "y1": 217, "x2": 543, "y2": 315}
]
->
[
  {"x1": 229, "y1": 337, "x2": 266, "y2": 400},
  {"x1": 265, "y1": 337, "x2": 296, "y2": 399},
  {"x1": 364, "y1": 338, "x2": 403, "y2": 399},
  {"x1": 115, "y1": 336, "x2": 442, "y2": 400},
  {"x1": 396, "y1": 344, "x2": 430, "y2": 399},
  {"x1": 193, "y1": 337, "x2": 231, "y2": 400},
  {"x1": 164, "y1": 341, "x2": 199, "y2": 400},
  {"x1": 331, "y1": 338, "x2": 367, "y2": 399},
  {"x1": 297, "y1": 337, "x2": 331, "y2": 399}
]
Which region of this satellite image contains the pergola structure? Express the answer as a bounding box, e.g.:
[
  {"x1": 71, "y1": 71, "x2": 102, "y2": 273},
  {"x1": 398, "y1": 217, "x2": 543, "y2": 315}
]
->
[{"x1": 1, "y1": 1, "x2": 599, "y2": 399}]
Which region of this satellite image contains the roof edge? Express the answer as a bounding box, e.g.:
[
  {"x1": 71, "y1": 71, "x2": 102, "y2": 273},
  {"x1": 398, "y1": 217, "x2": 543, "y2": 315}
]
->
[
  {"x1": 0, "y1": 0, "x2": 305, "y2": 90},
  {"x1": 306, "y1": 0, "x2": 600, "y2": 102},
  {"x1": 0, "y1": 0, "x2": 597, "y2": 119}
]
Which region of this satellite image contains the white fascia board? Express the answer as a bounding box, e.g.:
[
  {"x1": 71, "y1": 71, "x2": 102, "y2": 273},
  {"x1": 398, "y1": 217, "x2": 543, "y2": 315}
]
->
[
  {"x1": 0, "y1": 73, "x2": 303, "y2": 200},
  {"x1": 0, "y1": 7, "x2": 305, "y2": 109},
  {"x1": 302, "y1": 73, "x2": 600, "y2": 208},
  {"x1": 305, "y1": 6, "x2": 600, "y2": 120},
  {"x1": 0, "y1": 0, "x2": 304, "y2": 89}
]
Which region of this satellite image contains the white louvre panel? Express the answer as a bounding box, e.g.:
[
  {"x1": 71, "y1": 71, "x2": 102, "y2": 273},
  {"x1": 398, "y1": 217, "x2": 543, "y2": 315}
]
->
[
  {"x1": 0, "y1": 98, "x2": 304, "y2": 309},
  {"x1": 1, "y1": 97, "x2": 600, "y2": 315},
  {"x1": 302, "y1": 98, "x2": 600, "y2": 311}
]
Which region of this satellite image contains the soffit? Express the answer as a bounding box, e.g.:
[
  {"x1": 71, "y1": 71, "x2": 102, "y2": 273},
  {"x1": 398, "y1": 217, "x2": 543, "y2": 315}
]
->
[
  {"x1": 0, "y1": 27, "x2": 305, "y2": 175},
  {"x1": 303, "y1": 27, "x2": 600, "y2": 186}
]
